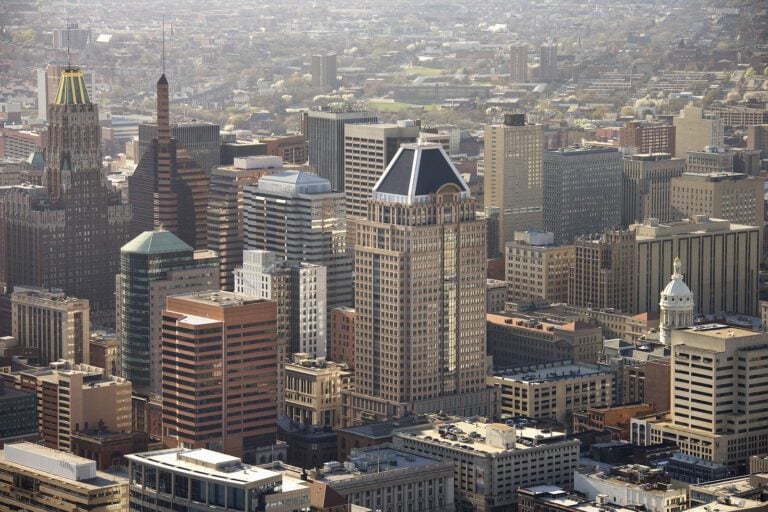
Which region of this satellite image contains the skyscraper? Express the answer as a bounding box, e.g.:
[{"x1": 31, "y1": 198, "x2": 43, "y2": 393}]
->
[
  {"x1": 343, "y1": 122, "x2": 419, "y2": 245},
  {"x1": 243, "y1": 171, "x2": 352, "y2": 317},
  {"x1": 539, "y1": 43, "x2": 558, "y2": 82},
  {"x1": 0, "y1": 67, "x2": 131, "y2": 326},
  {"x1": 234, "y1": 250, "x2": 327, "y2": 358},
  {"x1": 347, "y1": 143, "x2": 489, "y2": 425},
  {"x1": 543, "y1": 146, "x2": 622, "y2": 245},
  {"x1": 672, "y1": 106, "x2": 724, "y2": 159},
  {"x1": 117, "y1": 230, "x2": 218, "y2": 395},
  {"x1": 161, "y1": 292, "x2": 278, "y2": 462},
  {"x1": 670, "y1": 172, "x2": 764, "y2": 227},
  {"x1": 311, "y1": 53, "x2": 339, "y2": 88},
  {"x1": 621, "y1": 153, "x2": 685, "y2": 227},
  {"x1": 306, "y1": 109, "x2": 377, "y2": 192},
  {"x1": 207, "y1": 156, "x2": 281, "y2": 290},
  {"x1": 128, "y1": 74, "x2": 209, "y2": 249},
  {"x1": 509, "y1": 44, "x2": 528, "y2": 83},
  {"x1": 483, "y1": 113, "x2": 544, "y2": 254}
]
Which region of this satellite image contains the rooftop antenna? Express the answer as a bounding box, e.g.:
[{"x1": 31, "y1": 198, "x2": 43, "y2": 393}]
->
[
  {"x1": 66, "y1": 17, "x2": 71, "y2": 69},
  {"x1": 162, "y1": 16, "x2": 165, "y2": 74}
]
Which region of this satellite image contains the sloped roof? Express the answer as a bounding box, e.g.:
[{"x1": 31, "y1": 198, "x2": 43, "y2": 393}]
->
[
  {"x1": 122, "y1": 230, "x2": 193, "y2": 254},
  {"x1": 309, "y1": 482, "x2": 347, "y2": 509},
  {"x1": 373, "y1": 142, "x2": 469, "y2": 204},
  {"x1": 55, "y1": 67, "x2": 91, "y2": 105}
]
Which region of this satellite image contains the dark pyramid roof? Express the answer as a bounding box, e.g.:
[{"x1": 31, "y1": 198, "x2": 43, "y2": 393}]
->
[
  {"x1": 158, "y1": 73, "x2": 168, "y2": 85},
  {"x1": 373, "y1": 142, "x2": 470, "y2": 204},
  {"x1": 54, "y1": 68, "x2": 91, "y2": 105}
]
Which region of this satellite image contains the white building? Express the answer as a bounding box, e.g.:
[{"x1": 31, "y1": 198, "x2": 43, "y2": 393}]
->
[
  {"x1": 127, "y1": 448, "x2": 309, "y2": 512},
  {"x1": 235, "y1": 250, "x2": 327, "y2": 358},
  {"x1": 393, "y1": 418, "x2": 579, "y2": 511},
  {"x1": 574, "y1": 466, "x2": 687, "y2": 512}
]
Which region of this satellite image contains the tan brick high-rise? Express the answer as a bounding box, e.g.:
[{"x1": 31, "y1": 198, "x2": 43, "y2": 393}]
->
[{"x1": 347, "y1": 143, "x2": 491, "y2": 425}]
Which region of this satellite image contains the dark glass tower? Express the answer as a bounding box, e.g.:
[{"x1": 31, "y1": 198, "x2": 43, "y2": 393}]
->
[{"x1": 0, "y1": 68, "x2": 131, "y2": 327}]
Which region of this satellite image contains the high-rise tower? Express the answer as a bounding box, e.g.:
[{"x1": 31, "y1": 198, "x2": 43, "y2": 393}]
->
[
  {"x1": 117, "y1": 229, "x2": 218, "y2": 395},
  {"x1": 0, "y1": 67, "x2": 131, "y2": 326},
  {"x1": 509, "y1": 44, "x2": 528, "y2": 83},
  {"x1": 128, "y1": 74, "x2": 209, "y2": 249},
  {"x1": 347, "y1": 143, "x2": 490, "y2": 425},
  {"x1": 483, "y1": 113, "x2": 544, "y2": 254}
]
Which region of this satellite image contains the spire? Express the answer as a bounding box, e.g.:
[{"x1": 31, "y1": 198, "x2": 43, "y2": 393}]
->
[{"x1": 672, "y1": 256, "x2": 682, "y2": 279}]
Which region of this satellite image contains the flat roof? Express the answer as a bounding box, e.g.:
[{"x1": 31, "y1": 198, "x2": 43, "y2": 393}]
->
[
  {"x1": 493, "y1": 363, "x2": 609, "y2": 383},
  {"x1": 398, "y1": 420, "x2": 568, "y2": 455},
  {"x1": 681, "y1": 324, "x2": 759, "y2": 339},
  {"x1": 127, "y1": 449, "x2": 281, "y2": 486},
  {"x1": 318, "y1": 447, "x2": 446, "y2": 484}
]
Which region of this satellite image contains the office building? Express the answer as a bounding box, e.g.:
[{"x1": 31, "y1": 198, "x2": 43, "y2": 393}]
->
[
  {"x1": 162, "y1": 292, "x2": 279, "y2": 463},
  {"x1": 489, "y1": 362, "x2": 613, "y2": 423},
  {"x1": 732, "y1": 148, "x2": 762, "y2": 176},
  {"x1": 621, "y1": 153, "x2": 685, "y2": 227},
  {"x1": 487, "y1": 313, "x2": 603, "y2": 368},
  {"x1": 747, "y1": 124, "x2": 768, "y2": 154},
  {"x1": 670, "y1": 172, "x2": 764, "y2": 227},
  {"x1": 483, "y1": 113, "x2": 544, "y2": 254},
  {"x1": 52, "y1": 23, "x2": 92, "y2": 51},
  {"x1": 0, "y1": 443, "x2": 128, "y2": 512},
  {"x1": 0, "y1": 380, "x2": 37, "y2": 446},
  {"x1": 539, "y1": 43, "x2": 558, "y2": 81},
  {"x1": 117, "y1": 229, "x2": 218, "y2": 395},
  {"x1": 633, "y1": 325, "x2": 768, "y2": 473},
  {"x1": 284, "y1": 354, "x2": 350, "y2": 428},
  {"x1": 633, "y1": 217, "x2": 760, "y2": 315},
  {"x1": 347, "y1": 143, "x2": 490, "y2": 425},
  {"x1": 672, "y1": 106, "x2": 724, "y2": 159},
  {"x1": 568, "y1": 230, "x2": 636, "y2": 313},
  {"x1": 14, "y1": 361, "x2": 131, "y2": 452},
  {"x1": 572, "y1": 403, "x2": 657, "y2": 441},
  {"x1": 686, "y1": 147, "x2": 734, "y2": 173},
  {"x1": 311, "y1": 53, "x2": 339, "y2": 88},
  {"x1": 244, "y1": 171, "x2": 352, "y2": 316},
  {"x1": 306, "y1": 108, "x2": 377, "y2": 192},
  {"x1": 262, "y1": 134, "x2": 308, "y2": 164},
  {"x1": 207, "y1": 156, "x2": 281, "y2": 290},
  {"x1": 0, "y1": 128, "x2": 46, "y2": 160},
  {"x1": 127, "y1": 448, "x2": 309, "y2": 511},
  {"x1": 296, "y1": 445, "x2": 455, "y2": 512},
  {"x1": 89, "y1": 331, "x2": 119, "y2": 376},
  {"x1": 510, "y1": 44, "x2": 528, "y2": 83},
  {"x1": 344, "y1": 122, "x2": 419, "y2": 245},
  {"x1": 619, "y1": 121, "x2": 676, "y2": 155},
  {"x1": 543, "y1": 146, "x2": 622, "y2": 245},
  {"x1": 0, "y1": 67, "x2": 131, "y2": 327},
  {"x1": 137, "y1": 122, "x2": 221, "y2": 176},
  {"x1": 36, "y1": 63, "x2": 95, "y2": 122},
  {"x1": 330, "y1": 307, "x2": 355, "y2": 369},
  {"x1": 574, "y1": 465, "x2": 687, "y2": 512},
  {"x1": 234, "y1": 250, "x2": 327, "y2": 358},
  {"x1": 487, "y1": 279, "x2": 508, "y2": 313},
  {"x1": 11, "y1": 286, "x2": 89, "y2": 365},
  {"x1": 505, "y1": 231, "x2": 574, "y2": 303},
  {"x1": 393, "y1": 418, "x2": 580, "y2": 512},
  {"x1": 128, "y1": 73, "x2": 209, "y2": 249}
]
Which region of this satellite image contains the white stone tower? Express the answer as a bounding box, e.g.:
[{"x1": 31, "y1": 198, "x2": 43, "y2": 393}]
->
[{"x1": 659, "y1": 257, "x2": 695, "y2": 345}]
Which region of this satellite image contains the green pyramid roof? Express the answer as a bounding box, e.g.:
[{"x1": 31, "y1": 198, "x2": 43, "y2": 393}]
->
[{"x1": 121, "y1": 230, "x2": 193, "y2": 254}]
